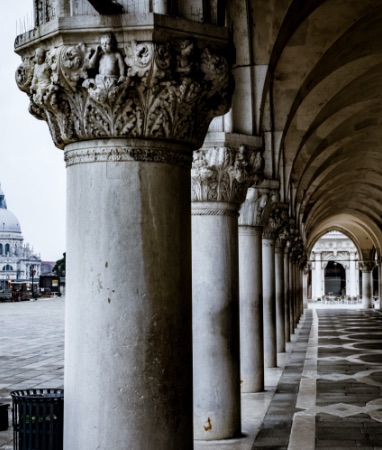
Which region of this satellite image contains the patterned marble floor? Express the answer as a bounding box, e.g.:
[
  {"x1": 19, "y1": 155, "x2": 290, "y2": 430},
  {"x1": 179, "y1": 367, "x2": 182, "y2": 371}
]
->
[
  {"x1": 198, "y1": 305, "x2": 382, "y2": 450},
  {"x1": 2, "y1": 300, "x2": 382, "y2": 449}
]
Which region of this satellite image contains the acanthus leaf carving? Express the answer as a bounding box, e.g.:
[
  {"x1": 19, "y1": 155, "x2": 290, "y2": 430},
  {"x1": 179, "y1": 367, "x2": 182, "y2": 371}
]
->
[
  {"x1": 238, "y1": 187, "x2": 269, "y2": 226},
  {"x1": 191, "y1": 144, "x2": 263, "y2": 203},
  {"x1": 15, "y1": 34, "x2": 233, "y2": 150}
]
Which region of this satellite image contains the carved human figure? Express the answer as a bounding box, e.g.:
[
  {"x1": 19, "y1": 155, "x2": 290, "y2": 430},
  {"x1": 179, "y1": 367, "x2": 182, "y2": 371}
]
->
[
  {"x1": 176, "y1": 40, "x2": 194, "y2": 74},
  {"x1": 239, "y1": 187, "x2": 269, "y2": 226},
  {"x1": 30, "y1": 48, "x2": 52, "y2": 105},
  {"x1": 89, "y1": 33, "x2": 126, "y2": 83},
  {"x1": 84, "y1": 33, "x2": 127, "y2": 103}
]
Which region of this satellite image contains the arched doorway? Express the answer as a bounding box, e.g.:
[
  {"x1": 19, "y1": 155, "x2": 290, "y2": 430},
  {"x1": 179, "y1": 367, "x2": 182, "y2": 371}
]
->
[{"x1": 325, "y1": 261, "x2": 346, "y2": 296}]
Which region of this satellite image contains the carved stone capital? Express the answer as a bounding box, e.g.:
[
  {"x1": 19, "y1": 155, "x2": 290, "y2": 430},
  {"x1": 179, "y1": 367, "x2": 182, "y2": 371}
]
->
[
  {"x1": 191, "y1": 144, "x2": 263, "y2": 203},
  {"x1": 238, "y1": 187, "x2": 269, "y2": 226},
  {"x1": 262, "y1": 205, "x2": 287, "y2": 241},
  {"x1": 359, "y1": 261, "x2": 376, "y2": 272},
  {"x1": 15, "y1": 34, "x2": 233, "y2": 150}
]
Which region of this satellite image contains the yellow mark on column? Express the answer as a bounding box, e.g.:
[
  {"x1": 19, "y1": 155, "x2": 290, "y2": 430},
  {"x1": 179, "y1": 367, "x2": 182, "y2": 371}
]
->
[{"x1": 204, "y1": 417, "x2": 212, "y2": 431}]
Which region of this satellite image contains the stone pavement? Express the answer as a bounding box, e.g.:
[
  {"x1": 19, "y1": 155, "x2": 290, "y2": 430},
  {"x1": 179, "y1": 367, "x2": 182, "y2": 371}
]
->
[
  {"x1": 0, "y1": 297, "x2": 64, "y2": 449},
  {"x1": 2, "y1": 299, "x2": 382, "y2": 449}
]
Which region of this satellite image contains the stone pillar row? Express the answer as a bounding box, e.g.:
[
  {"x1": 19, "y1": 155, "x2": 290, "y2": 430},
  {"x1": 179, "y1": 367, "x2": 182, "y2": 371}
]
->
[{"x1": 14, "y1": 12, "x2": 308, "y2": 448}]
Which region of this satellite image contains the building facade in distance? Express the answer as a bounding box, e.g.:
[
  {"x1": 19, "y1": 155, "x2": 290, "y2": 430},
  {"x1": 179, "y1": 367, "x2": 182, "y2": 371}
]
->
[{"x1": 0, "y1": 186, "x2": 41, "y2": 290}]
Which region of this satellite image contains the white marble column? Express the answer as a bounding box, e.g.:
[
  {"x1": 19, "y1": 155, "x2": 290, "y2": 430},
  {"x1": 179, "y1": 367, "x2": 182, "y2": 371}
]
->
[
  {"x1": 303, "y1": 268, "x2": 309, "y2": 309},
  {"x1": 360, "y1": 262, "x2": 374, "y2": 309},
  {"x1": 192, "y1": 202, "x2": 241, "y2": 440},
  {"x1": 15, "y1": 23, "x2": 232, "y2": 450},
  {"x1": 314, "y1": 252, "x2": 322, "y2": 299},
  {"x1": 192, "y1": 142, "x2": 262, "y2": 440},
  {"x1": 238, "y1": 225, "x2": 264, "y2": 392},
  {"x1": 275, "y1": 243, "x2": 285, "y2": 353},
  {"x1": 288, "y1": 258, "x2": 295, "y2": 335},
  {"x1": 262, "y1": 237, "x2": 276, "y2": 367},
  {"x1": 349, "y1": 252, "x2": 357, "y2": 297},
  {"x1": 65, "y1": 140, "x2": 194, "y2": 450},
  {"x1": 284, "y1": 250, "x2": 291, "y2": 342}
]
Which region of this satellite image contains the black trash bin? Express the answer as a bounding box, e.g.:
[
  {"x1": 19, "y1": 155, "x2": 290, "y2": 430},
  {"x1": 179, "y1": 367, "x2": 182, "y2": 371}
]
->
[{"x1": 11, "y1": 389, "x2": 64, "y2": 450}]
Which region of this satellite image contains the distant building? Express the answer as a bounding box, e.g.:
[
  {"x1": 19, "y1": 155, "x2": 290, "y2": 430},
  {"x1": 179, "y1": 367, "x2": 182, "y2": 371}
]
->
[
  {"x1": 310, "y1": 231, "x2": 359, "y2": 299},
  {"x1": 0, "y1": 185, "x2": 41, "y2": 290}
]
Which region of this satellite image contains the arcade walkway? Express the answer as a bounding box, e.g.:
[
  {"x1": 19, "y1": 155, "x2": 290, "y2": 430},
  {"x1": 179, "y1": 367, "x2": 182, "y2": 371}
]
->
[{"x1": 1, "y1": 299, "x2": 382, "y2": 449}]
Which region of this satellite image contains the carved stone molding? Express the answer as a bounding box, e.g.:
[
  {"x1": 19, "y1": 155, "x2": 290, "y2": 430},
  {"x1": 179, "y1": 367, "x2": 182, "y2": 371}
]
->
[
  {"x1": 191, "y1": 202, "x2": 239, "y2": 217},
  {"x1": 64, "y1": 139, "x2": 193, "y2": 168},
  {"x1": 359, "y1": 261, "x2": 376, "y2": 272},
  {"x1": 191, "y1": 145, "x2": 264, "y2": 203},
  {"x1": 15, "y1": 34, "x2": 233, "y2": 150}
]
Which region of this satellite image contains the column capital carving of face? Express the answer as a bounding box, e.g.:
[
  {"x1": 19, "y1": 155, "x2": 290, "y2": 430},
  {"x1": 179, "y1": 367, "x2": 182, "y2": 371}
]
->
[{"x1": 15, "y1": 34, "x2": 233, "y2": 150}]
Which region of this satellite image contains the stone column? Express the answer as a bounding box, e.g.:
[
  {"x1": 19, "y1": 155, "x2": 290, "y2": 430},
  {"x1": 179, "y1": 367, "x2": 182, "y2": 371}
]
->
[
  {"x1": 261, "y1": 205, "x2": 283, "y2": 368},
  {"x1": 238, "y1": 185, "x2": 268, "y2": 393},
  {"x1": 275, "y1": 242, "x2": 285, "y2": 353},
  {"x1": 274, "y1": 221, "x2": 288, "y2": 353},
  {"x1": 192, "y1": 140, "x2": 262, "y2": 440},
  {"x1": 314, "y1": 252, "x2": 322, "y2": 299},
  {"x1": 360, "y1": 262, "x2": 375, "y2": 309},
  {"x1": 15, "y1": 20, "x2": 232, "y2": 450},
  {"x1": 262, "y1": 236, "x2": 276, "y2": 367},
  {"x1": 302, "y1": 266, "x2": 309, "y2": 309},
  {"x1": 284, "y1": 249, "x2": 291, "y2": 342},
  {"x1": 349, "y1": 252, "x2": 357, "y2": 297}
]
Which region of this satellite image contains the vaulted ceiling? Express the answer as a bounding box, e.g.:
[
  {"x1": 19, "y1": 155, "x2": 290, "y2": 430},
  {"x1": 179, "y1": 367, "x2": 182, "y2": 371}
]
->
[{"x1": 251, "y1": 0, "x2": 382, "y2": 258}]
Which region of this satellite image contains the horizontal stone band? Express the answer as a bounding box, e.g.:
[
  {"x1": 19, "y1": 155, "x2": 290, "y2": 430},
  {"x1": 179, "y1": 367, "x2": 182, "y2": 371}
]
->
[{"x1": 64, "y1": 146, "x2": 193, "y2": 168}]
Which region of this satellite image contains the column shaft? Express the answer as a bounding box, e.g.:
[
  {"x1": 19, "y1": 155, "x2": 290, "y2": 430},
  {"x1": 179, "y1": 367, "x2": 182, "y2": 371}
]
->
[
  {"x1": 64, "y1": 140, "x2": 193, "y2": 450},
  {"x1": 284, "y1": 252, "x2": 291, "y2": 342},
  {"x1": 192, "y1": 203, "x2": 241, "y2": 440},
  {"x1": 239, "y1": 225, "x2": 264, "y2": 392},
  {"x1": 275, "y1": 247, "x2": 285, "y2": 353},
  {"x1": 262, "y1": 238, "x2": 276, "y2": 368},
  {"x1": 362, "y1": 270, "x2": 373, "y2": 309}
]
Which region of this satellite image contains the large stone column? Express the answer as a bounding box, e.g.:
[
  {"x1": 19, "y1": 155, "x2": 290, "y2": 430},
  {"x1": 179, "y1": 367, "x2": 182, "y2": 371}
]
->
[
  {"x1": 275, "y1": 242, "x2": 285, "y2": 353},
  {"x1": 238, "y1": 185, "x2": 268, "y2": 393},
  {"x1": 349, "y1": 251, "x2": 357, "y2": 297},
  {"x1": 284, "y1": 249, "x2": 291, "y2": 342},
  {"x1": 274, "y1": 220, "x2": 288, "y2": 353},
  {"x1": 261, "y1": 205, "x2": 283, "y2": 369},
  {"x1": 313, "y1": 251, "x2": 323, "y2": 299},
  {"x1": 191, "y1": 138, "x2": 262, "y2": 440},
  {"x1": 15, "y1": 16, "x2": 232, "y2": 450},
  {"x1": 360, "y1": 262, "x2": 375, "y2": 309}
]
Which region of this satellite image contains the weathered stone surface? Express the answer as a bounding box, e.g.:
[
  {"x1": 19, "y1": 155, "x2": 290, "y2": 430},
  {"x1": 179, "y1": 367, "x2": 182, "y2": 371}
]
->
[{"x1": 16, "y1": 32, "x2": 232, "y2": 149}]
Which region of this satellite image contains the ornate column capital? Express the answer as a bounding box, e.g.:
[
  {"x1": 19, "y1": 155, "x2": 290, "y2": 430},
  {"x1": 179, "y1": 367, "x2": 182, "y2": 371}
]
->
[
  {"x1": 15, "y1": 26, "x2": 233, "y2": 151},
  {"x1": 359, "y1": 261, "x2": 376, "y2": 272},
  {"x1": 238, "y1": 178, "x2": 278, "y2": 226},
  {"x1": 191, "y1": 141, "x2": 264, "y2": 204},
  {"x1": 262, "y1": 201, "x2": 288, "y2": 242}
]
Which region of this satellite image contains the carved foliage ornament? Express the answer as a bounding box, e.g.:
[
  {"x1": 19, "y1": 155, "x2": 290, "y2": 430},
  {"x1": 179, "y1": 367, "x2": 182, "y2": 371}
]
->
[
  {"x1": 15, "y1": 35, "x2": 233, "y2": 149},
  {"x1": 359, "y1": 261, "x2": 376, "y2": 272},
  {"x1": 191, "y1": 145, "x2": 263, "y2": 203},
  {"x1": 238, "y1": 187, "x2": 269, "y2": 226}
]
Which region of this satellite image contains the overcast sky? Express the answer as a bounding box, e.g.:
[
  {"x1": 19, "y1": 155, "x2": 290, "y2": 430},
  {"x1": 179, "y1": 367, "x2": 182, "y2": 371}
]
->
[{"x1": 0, "y1": 1, "x2": 66, "y2": 262}]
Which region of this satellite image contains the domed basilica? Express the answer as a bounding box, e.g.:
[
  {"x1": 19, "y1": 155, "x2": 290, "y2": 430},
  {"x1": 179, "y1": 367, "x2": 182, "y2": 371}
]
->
[{"x1": 0, "y1": 185, "x2": 41, "y2": 290}]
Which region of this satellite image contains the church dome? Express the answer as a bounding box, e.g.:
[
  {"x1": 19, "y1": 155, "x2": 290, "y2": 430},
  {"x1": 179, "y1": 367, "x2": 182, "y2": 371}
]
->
[{"x1": 0, "y1": 207, "x2": 21, "y2": 233}]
